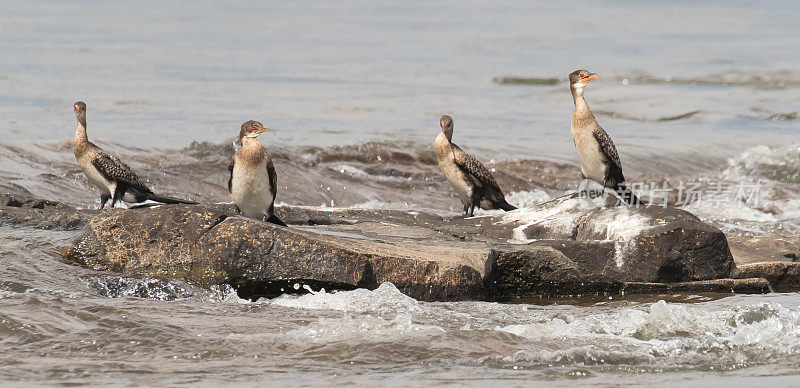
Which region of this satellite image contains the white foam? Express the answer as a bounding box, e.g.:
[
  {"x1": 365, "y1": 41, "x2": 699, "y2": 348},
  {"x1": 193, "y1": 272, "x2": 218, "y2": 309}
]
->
[
  {"x1": 272, "y1": 283, "x2": 445, "y2": 343},
  {"x1": 285, "y1": 313, "x2": 446, "y2": 343},
  {"x1": 589, "y1": 208, "x2": 653, "y2": 267},
  {"x1": 500, "y1": 197, "x2": 602, "y2": 243},
  {"x1": 335, "y1": 164, "x2": 368, "y2": 176},
  {"x1": 664, "y1": 143, "x2": 800, "y2": 235},
  {"x1": 345, "y1": 200, "x2": 455, "y2": 216},
  {"x1": 272, "y1": 282, "x2": 420, "y2": 314},
  {"x1": 496, "y1": 300, "x2": 800, "y2": 366},
  {"x1": 499, "y1": 197, "x2": 655, "y2": 266},
  {"x1": 346, "y1": 200, "x2": 416, "y2": 211},
  {"x1": 505, "y1": 189, "x2": 551, "y2": 209}
]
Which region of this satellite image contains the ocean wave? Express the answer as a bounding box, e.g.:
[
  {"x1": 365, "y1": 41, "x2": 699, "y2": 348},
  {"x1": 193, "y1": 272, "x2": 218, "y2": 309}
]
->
[
  {"x1": 81, "y1": 276, "x2": 195, "y2": 301},
  {"x1": 724, "y1": 143, "x2": 800, "y2": 184},
  {"x1": 493, "y1": 70, "x2": 800, "y2": 90},
  {"x1": 595, "y1": 109, "x2": 702, "y2": 122},
  {"x1": 492, "y1": 76, "x2": 562, "y2": 86},
  {"x1": 273, "y1": 282, "x2": 420, "y2": 314},
  {"x1": 495, "y1": 300, "x2": 800, "y2": 368},
  {"x1": 620, "y1": 70, "x2": 800, "y2": 90},
  {"x1": 3, "y1": 140, "x2": 799, "y2": 237}
]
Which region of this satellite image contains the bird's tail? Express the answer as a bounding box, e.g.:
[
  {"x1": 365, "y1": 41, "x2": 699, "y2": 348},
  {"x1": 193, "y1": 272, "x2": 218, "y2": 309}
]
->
[
  {"x1": 615, "y1": 183, "x2": 645, "y2": 206},
  {"x1": 145, "y1": 193, "x2": 197, "y2": 205},
  {"x1": 497, "y1": 200, "x2": 517, "y2": 212},
  {"x1": 265, "y1": 213, "x2": 287, "y2": 227}
]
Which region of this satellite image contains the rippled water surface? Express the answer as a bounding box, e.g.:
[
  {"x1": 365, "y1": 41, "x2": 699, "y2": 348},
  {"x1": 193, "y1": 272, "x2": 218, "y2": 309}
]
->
[
  {"x1": 2, "y1": 0, "x2": 799, "y2": 165},
  {"x1": 3, "y1": 232, "x2": 800, "y2": 386},
  {"x1": 2, "y1": 0, "x2": 800, "y2": 385}
]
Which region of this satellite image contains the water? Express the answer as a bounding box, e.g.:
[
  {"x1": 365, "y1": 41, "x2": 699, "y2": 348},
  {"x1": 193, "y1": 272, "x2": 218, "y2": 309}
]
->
[
  {"x1": 2, "y1": 1, "x2": 799, "y2": 165},
  {"x1": 1, "y1": 0, "x2": 800, "y2": 385}
]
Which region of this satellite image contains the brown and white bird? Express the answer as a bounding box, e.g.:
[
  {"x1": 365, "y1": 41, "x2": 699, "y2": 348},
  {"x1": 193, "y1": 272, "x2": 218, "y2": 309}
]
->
[
  {"x1": 228, "y1": 120, "x2": 285, "y2": 226},
  {"x1": 72, "y1": 101, "x2": 196, "y2": 208},
  {"x1": 569, "y1": 70, "x2": 643, "y2": 205},
  {"x1": 434, "y1": 115, "x2": 516, "y2": 217}
]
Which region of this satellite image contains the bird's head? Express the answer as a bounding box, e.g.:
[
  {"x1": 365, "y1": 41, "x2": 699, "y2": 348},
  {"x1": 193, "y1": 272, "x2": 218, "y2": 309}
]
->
[
  {"x1": 239, "y1": 120, "x2": 270, "y2": 141},
  {"x1": 440, "y1": 114, "x2": 454, "y2": 141},
  {"x1": 569, "y1": 69, "x2": 597, "y2": 95},
  {"x1": 74, "y1": 101, "x2": 86, "y2": 115}
]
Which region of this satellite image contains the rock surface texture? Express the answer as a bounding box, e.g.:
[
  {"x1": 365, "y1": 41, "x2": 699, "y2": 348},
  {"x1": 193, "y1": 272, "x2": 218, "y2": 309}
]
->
[{"x1": 1, "y1": 193, "x2": 794, "y2": 301}]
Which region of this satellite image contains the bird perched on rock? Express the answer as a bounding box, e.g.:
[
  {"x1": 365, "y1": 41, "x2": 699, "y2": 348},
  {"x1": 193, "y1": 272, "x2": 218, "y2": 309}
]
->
[
  {"x1": 434, "y1": 115, "x2": 516, "y2": 217},
  {"x1": 72, "y1": 101, "x2": 197, "y2": 208},
  {"x1": 228, "y1": 120, "x2": 286, "y2": 226},
  {"x1": 569, "y1": 70, "x2": 644, "y2": 205}
]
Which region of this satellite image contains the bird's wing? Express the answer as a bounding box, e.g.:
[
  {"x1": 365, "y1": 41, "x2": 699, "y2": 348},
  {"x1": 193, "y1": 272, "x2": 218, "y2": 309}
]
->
[
  {"x1": 266, "y1": 155, "x2": 277, "y2": 201},
  {"x1": 593, "y1": 126, "x2": 622, "y2": 170},
  {"x1": 452, "y1": 145, "x2": 500, "y2": 189},
  {"x1": 227, "y1": 157, "x2": 235, "y2": 194},
  {"x1": 92, "y1": 150, "x2": 151, "y2": 193}
]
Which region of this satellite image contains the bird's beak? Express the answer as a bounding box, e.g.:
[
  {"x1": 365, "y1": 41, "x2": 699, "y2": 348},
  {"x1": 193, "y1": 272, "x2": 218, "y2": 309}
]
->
[
  {"x1": 253, "y1": 128, "x2": 271, "y2": 135},
  {"x1": 584, "y1": 73, "x2": 598, "y2": 82}
]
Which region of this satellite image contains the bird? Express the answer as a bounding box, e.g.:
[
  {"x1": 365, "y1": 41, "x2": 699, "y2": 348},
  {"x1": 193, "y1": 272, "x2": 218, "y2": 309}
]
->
[
  {"x1": 72, "y1": 101, "x2": 197, "y2": 208},
  {"x1": 228, "y1": 120, "x2": 286, "y2": 226},
  {"x1": 434, "y1": 115, "x2": 517, "y2": 217},
  {"x1": 568, "y1": 70, "x2": 644, "y2": 205}
]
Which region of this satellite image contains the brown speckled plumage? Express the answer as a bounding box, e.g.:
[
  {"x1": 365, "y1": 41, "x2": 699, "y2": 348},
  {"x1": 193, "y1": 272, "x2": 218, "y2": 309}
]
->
[
  {"x1": 568, "y1": 70, "x2": 642, "y2": 205},
  {"x1": 229, "y1": 120, "x2": 284, "y2": 226},
  {"x1": 435, "y1": 115, "x2": 516, "y2": 216},
  {"x1": 72, "y1": 101, "x2": 195, "y2": 208}
]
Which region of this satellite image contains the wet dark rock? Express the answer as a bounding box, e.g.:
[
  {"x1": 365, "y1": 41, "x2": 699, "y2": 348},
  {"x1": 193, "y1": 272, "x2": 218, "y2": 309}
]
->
[
  {"x1": 0, "y1": 193, "x2": 91, "y2": 230},
  {"x1": 437, "y1": 198, "x2": 737, "y2": 284},
  {"x1": 1, "y1": 193, "x2": 784, "y2": 301},
  {"x1": 621, "y1": 278, "x2": 771, "y2": 294},
  {"x1": 488, "y1": 247, "x2": 624, "y2": 299},
  {"x1": 736, "y1": 262, "x2": 800, "y2": 292},
  {"x1": 0, "y1": 193, "x2": 62, "y2": 209},
  {"x1": 728, "y1": 236, "x2": 800, "y2": 265},
  {"x1": 65, "y1": 204, "x2": 488, "y2": 301}
]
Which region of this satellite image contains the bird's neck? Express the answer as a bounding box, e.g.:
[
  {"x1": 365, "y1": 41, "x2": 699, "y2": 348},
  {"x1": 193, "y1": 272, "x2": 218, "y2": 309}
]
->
[
  {"x1": 571, "y1": 88, "x2": 594, "y2": 128},
  {"x1": 240, "y1": 137, "x2": 266, "y2": 165},
  {"x1": 442, "y1": 128, "x2": 453, "y2": 143},
  {"x1": 74, "y1": 114, "x2": 88, "y2": 145},
  {"x1": 434, "y1": 132, "x2": 452, "y2": 160},
  {"x1": 240, "y1": 137, "x2": 265, "y2": 156},
  {"x1": 242, "y1": 136, "x2": 261, "y2": 148}
]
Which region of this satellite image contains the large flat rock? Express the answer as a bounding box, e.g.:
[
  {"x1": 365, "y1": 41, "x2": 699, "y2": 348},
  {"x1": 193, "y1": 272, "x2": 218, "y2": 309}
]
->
[
  {"x1": 728, "y1": 236, "x2": 800, "y2": 264},
  {"x1": 66, "y1": 205, "x2": 491, "y2": 301},
  {"x1": 0, "y1": 193, "x2": 785, "y2": 301}
]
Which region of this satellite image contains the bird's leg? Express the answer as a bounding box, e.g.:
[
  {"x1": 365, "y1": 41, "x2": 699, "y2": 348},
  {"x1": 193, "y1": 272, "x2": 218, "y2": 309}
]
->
[
  {"x1": 578, "y1": 173, "x2": 590, "y2": 198},
  {"x1": 99, "y1": 193, "x2": 110, "y2": 209},
  {"x1": 468, "y1": 203, "x2": 475, "y2": 217},
  {"x1": 111, "y1": 185, "x2": 125, "y2": 208},
  {"x1": 603, "y1": 178, "x2": 625, "y2": 207},
  {"x1": 600, "y1": 178, "x2": 608, "y2": 200},
  {"x1": 600, "y1": 178, "x2": 612, "y2": 206}
]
